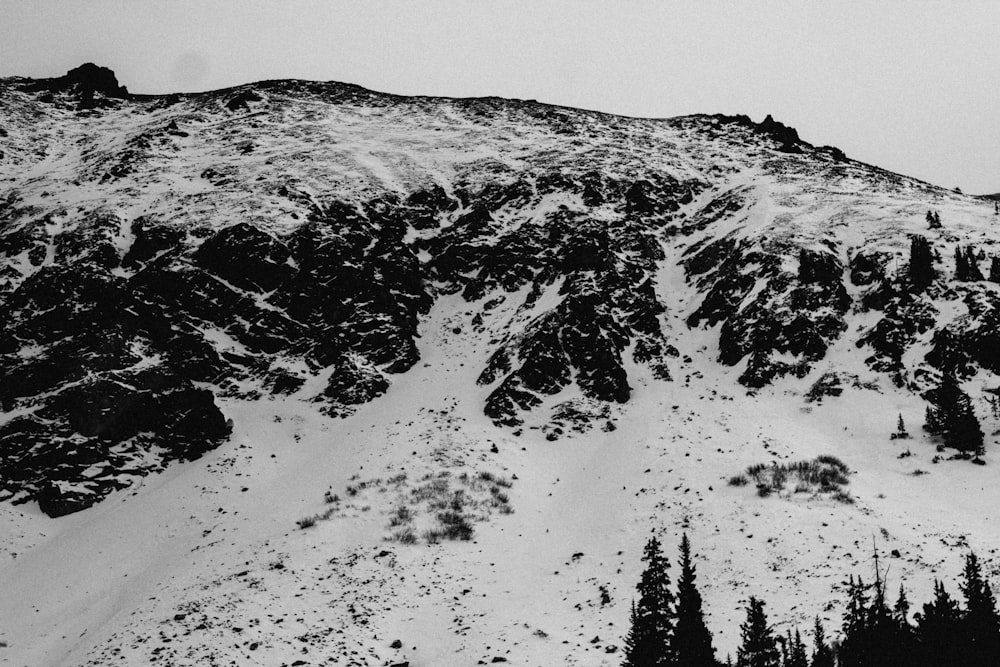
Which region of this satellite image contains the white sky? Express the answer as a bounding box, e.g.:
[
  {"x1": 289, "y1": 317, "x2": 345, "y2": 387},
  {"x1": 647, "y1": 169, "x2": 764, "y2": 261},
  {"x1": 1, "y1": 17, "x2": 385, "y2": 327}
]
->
[{"x1": 2, "y1": 1, "x2": 998, "y2": 193}]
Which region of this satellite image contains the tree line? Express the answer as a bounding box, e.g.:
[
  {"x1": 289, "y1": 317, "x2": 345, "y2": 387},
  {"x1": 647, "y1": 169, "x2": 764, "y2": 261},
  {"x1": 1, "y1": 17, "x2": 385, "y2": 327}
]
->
[{"x1": 623, "y1": 535, "x2": 1000, "y2": 667}]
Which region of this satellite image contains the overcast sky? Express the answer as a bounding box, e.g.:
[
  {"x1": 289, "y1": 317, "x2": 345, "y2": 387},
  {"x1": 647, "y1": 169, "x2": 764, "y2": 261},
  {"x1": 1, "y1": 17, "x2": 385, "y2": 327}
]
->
[{"x1": 2, "y1": 1, "x2": 998, "y2": 193}]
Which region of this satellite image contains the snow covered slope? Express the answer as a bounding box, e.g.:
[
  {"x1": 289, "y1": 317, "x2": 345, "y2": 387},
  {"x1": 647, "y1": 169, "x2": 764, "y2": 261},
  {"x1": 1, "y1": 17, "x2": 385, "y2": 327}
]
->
[{"x1": 2, "y1": 65, "x2": 1000, "y2": 665}]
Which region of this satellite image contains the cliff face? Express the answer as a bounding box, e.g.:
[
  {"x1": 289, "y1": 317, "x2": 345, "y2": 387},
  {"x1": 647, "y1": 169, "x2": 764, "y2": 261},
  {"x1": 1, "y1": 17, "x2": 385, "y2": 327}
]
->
[{"x1": 0, "y1": 69, "x2": 996, "y2": 516}]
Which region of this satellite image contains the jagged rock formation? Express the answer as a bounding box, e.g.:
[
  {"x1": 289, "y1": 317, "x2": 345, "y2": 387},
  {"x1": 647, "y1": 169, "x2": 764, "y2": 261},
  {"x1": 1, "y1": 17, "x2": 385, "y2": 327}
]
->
[{"x1": 1, "y1": 66, "x2": 998, "y2": 515}]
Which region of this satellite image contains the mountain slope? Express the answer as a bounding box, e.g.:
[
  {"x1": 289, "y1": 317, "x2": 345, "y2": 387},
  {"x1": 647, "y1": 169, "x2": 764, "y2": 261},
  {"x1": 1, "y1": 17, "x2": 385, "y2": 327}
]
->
[{"x1": 1, "y1": 66, "x2": 1000, "y2": 665}]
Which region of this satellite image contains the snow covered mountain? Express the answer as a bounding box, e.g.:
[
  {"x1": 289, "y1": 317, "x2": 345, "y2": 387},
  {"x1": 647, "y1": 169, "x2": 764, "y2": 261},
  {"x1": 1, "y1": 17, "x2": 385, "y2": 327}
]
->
[{"x1": 2, "y1": 64, "x2": 1000, "y2": 666}]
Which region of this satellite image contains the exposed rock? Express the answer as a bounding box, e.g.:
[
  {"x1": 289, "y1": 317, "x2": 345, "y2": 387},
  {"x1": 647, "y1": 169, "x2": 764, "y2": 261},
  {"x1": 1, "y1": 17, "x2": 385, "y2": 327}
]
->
[
  {"x1": 758, "y1": 114, "x2": 805, "y2": 153},
  {"x1": 225, "y1": 90, "x2": 263, "y2": 112}
]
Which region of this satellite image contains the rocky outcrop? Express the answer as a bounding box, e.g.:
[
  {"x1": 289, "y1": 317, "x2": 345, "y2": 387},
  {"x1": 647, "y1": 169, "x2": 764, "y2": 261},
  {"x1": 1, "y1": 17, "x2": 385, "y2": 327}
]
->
[
  {"x1": 25, "y1": 63, "x2": 128, "y2": 109},
  {"x1": 0, "y1": 194, "x2": 433, "y2": 514},
  {"x1": 422, "y1": 176, "x2": 686, "y2": 426},
  {"x1": 687, "y1": 240, "x2": 850, "y2": 388}
]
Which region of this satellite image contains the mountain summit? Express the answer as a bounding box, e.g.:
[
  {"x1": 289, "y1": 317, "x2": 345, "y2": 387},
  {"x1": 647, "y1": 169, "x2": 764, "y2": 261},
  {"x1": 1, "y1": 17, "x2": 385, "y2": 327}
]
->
[{"x1": 1, "y1": 67, "x2": 999, "y2": 665}]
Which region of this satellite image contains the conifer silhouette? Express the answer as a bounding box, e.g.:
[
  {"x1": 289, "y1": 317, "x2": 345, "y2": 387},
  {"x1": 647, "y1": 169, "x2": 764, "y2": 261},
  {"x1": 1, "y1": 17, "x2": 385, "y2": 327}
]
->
[
  {"x1": 924, "y1": 372, "x2": 984, "y2": 456},
  {"x1": 672, "y1": 533, "x2": 716, "y2": 667},
  {"x1": 810, "y1": 616, "x2": 835, "y2": 667},
  {"x1": 623, "y1": 536, "x2": 674, "y2": 667},
  {"x1": 959, "y1": 552, "x2": 1000, "y2": 666},
  {"x1": 907, "y1": 235, "x2": 935, "y2": 290},
  {"x1": 914, "y1": 580, "x2": 962, "y2": 667},
  {"x1": 736, "y1": 596, "x2": 779, "y2": 667}
]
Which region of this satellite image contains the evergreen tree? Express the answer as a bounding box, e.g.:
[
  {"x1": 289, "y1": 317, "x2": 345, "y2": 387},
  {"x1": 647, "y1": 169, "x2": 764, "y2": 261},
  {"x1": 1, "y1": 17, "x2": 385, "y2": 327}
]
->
[
  {"x1": 672, "y1": 533, "x2": 716, "y2": 667},
  {"x1": 623, "y1": 536, "x2": 674, "y2": 667},
  {"x1": 810, "y1": 617, "x2": 834, "y2": 667},
  {"x1": 838, "y1": 576, "x2": 870, "y2": 667},
  {"x1": 914, "y1": 580, "x2": 962, "y2": 667},
  {"x1": 908, "y1": 235, "x2": 936, "y2": 290},
  {"x1": 924, "y1": 372, "x2": 984, "y2": 456},
  {"x1": 785, "y1": 629, "x2": 808, "y2": 667},
  {"x1": 892, "y1": 583, "x2": 916, "y2": 666},
  {"x1": 864, "y1": 560, "x2": 901, "y2": 667},
  {"x1": 956, "y1": 246, "x2": 970, "y2": 281},
  {"x1": 736, "y1": 596, "x2": 779, "y2": 667},
  {"x1": 894, "y1": 583, "x2": 911, "y2": 625},
  {"x1": 989, "y1": 257, "x2": 1000, "y2": 284},
  {"x1": 959, "y1": 551, "x2": 1000, "y2": 666},
  {"x1": 966, "y1": 246, "x2": 985, "y2": 281},
  {"x1": 891, "y1": 413, "x2": 910, "y2": 440},
  {"x1": 836, "y1": 565, "x2": 901, "y2": 667}
]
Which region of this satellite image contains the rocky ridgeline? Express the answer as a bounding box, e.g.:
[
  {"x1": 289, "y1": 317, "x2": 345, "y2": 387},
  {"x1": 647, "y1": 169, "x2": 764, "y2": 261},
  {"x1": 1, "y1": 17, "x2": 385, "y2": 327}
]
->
[{"x1": 1, "y1": 65, "x2": 996, "y2": 515}]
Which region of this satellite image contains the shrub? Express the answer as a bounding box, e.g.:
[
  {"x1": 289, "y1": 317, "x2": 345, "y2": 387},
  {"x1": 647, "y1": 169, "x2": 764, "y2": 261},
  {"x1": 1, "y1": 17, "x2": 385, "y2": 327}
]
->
[
  {"x1": 324, "y1": 490, "x2": 339, "y2": 504},
  {"x1": 479, "y1": 471, "x2": 513, "y2": 488},
  {"x1": 388, "y1": 505, "x2": 414, "y2": 527},
  {"x1": 734, "y1": 455, "x2": 852, "y2": 500},
  {"x1": 437, "y1": 510, "x2": 474, "y2": 540},
  {"x1": 832, "y1": 490, "x2": 854, "y2": 504},
  {"x1": 815, "y1": 454, "x2": 848, "y2": 472},
  {"x1": 449, "y1": 490, "x2": 467, "y2": 511},
  {"x1": 391, "y1": 527, "x2": 417, "y2": 544},
  {"x1": 296, "y1": 515, "x2": 317, "y2": 529},
  {"x1": 411, "y1": 478, "x2": 450, "y2": 502}
]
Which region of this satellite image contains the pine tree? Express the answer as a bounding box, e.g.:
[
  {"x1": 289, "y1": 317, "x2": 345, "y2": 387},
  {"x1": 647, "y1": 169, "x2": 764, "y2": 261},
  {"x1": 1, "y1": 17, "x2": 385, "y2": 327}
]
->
[
  {"x1": 736, "y1": 596, "x2": 779, "y2": 667},
  {"x1": 914, "y1": 580, "x2": 962, "y2": 667},
  {"x1": 838, "y1": 575, "x2": 870, "y2": 667},
  {"x1": 810, "y1": 617, "x2": 835, "y2": 667},
  {"x1": 672, "y1": 534, "x2": 716, "y2": 667},
  {"x1": 924, "y1": 372, "x2": 984, "y2": 456},
  {"x1": 989, "y1": 257, "x2": 1000, "y2": 284},
  {"x1": 864, "y1": 555, "x2": 900, "y2": 667},
  {"x1": 959, "y1": 551, "x2": 1000, "y2": 666},
  {"x1": 893, "y1": 583, "x2": 916, "y2": 666},
  {"x1": 624, "y1": 601, "x2": 652, "y2": 667},
  {"x1": 894, "y1": 583, "x2": 911, "y2": 626},
  {"x1": 786, "y1": 629, "x2": 808, "y2": 667},
  {"x1": 956, "y1": 246, "x2": 969, "y2": 281},
  {"x1": 966, "y1": 246, "x2": 985, "y2": 281},
  {"x1": 891, "y1": 413, "x2": 910, "y2": 440},
  {"x1": 623, "y1": 536, "x2": 674, "y2": 667},
  {"x1": 908, "y1": 235, "x2": 936, "y2": 290}
]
